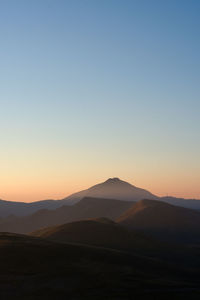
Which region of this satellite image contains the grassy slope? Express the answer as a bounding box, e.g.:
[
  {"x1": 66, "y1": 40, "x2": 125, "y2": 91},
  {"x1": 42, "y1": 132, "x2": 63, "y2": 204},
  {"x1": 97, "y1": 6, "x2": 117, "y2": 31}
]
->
[{"x1": 0, "y1": 233, "x2": 200, "y2": 299}]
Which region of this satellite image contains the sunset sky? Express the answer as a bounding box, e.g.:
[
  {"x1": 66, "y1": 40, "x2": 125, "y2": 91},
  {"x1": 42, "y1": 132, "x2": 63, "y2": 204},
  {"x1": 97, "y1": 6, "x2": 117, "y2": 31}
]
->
[{"x1": 0, "y1": 0, "x2": 200, "y2": 202}]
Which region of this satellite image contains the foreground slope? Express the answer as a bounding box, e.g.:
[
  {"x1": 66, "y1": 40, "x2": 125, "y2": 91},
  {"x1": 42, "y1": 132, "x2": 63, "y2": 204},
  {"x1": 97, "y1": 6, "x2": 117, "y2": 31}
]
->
[
  {"x1": 0, "y1": 197, "x2": 133, "y2": 234},
  {"x1": 118, "y1": 199, "x2": 200, "y2": 244},
  {"x1": 0, "y1": 232, "x2": 200, "y2": 299}
]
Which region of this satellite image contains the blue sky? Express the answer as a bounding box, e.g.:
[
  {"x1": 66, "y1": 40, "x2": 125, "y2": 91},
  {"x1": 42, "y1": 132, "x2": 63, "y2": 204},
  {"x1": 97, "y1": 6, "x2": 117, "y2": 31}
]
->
[{"x1": 0, "y1": 0, "x2": 200, "y2": 201}]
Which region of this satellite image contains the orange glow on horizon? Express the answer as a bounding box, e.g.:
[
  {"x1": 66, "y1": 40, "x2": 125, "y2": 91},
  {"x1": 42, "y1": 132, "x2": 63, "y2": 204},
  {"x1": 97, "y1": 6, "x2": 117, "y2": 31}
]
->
[{"x1": 0, "y1": 175, "x2": 199, "y2": 202}]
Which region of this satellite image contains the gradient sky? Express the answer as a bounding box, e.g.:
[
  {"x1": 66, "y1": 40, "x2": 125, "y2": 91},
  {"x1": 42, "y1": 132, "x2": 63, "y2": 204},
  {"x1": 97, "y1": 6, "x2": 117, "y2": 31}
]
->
[{"x1": 0, "y1": 0, "x2": 200, "y2": 202}]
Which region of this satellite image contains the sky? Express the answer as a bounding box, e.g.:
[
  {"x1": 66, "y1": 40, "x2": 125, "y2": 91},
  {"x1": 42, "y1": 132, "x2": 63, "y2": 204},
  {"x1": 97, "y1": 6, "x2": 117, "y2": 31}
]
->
[{"x1": 0, "y1": 0, "x2": 200, "y2": 202}]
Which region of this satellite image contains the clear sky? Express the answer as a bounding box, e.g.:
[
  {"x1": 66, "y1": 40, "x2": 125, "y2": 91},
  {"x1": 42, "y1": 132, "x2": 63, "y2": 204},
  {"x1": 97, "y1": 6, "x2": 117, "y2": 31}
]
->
[{"x1": 0, "y1": 0, "x2": 199, "y2": 202}]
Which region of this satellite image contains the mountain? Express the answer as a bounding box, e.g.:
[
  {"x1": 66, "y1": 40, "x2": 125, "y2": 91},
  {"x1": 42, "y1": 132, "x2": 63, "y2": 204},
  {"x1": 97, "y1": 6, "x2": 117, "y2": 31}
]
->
[
  {"x1": 0, "y1": 197, "x2": 133, "y2": 234},
  {"x1": 118, "y1": 199, "x2": 200, "y2": 244},
  {"x1": 0, "y1": 178, "x2": 157, "y2": 217},
  {"x1": 1, "y1": 178, "x2": 200, "y2": 218},
  {"x1": 61, "y1": 177, "x2": 158, "y2": 205}
]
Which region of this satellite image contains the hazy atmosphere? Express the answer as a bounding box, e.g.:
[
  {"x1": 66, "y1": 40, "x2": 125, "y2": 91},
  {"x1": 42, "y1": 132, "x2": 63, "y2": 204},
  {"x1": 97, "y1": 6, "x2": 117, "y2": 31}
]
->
[
  {"x1": 1, "y1": 2, "x2": 200, "y2": 299},
  {"x1": 1, "y1": 0, "x2": 200, "y2": 201}
]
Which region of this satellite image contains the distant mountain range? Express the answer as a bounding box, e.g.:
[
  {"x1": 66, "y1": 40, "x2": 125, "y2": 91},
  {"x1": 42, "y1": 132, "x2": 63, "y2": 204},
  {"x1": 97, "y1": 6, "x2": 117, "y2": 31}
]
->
[
  {"x1": 0, "y1": 198, "x2": 64, "y2": 218},
  {"x1": 0, "y1": 197, "x2": 133, "y2": 234},
  {"x1": 0, "y1": 177, "x2": 200, "y2": 218},
  {"x1": 160, "y1": 196, "x2": 200, "y2": 210}
]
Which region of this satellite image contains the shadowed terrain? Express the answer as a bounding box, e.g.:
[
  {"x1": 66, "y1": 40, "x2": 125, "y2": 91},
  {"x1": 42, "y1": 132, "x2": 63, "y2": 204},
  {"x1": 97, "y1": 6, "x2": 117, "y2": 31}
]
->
[
  {"x1": 31, "y1": 217, "x2": 161, "y2": 254},
  {"x1": 31, "y1": 217, "x2": 200, "y2": 267},
  {"x1": 2, "y1": 197, "x2": 200, "y2": 245},
  {"x1": 0, "y1": 197, "x2": 133, "y2": 234},
  {"x1": 1, "y1": 189, "x2": 200, "y2": 298},
  {"x1": 1, "y1": 232, "x2": 200, "y2": 299},
  {"x1": 118, "y1": 199, "x2": 200, "y2": 244}
]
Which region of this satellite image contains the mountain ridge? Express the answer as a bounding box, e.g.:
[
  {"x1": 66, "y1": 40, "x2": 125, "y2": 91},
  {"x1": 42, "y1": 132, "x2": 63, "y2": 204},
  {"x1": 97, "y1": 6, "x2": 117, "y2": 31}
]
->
[
  {"x1": 118, "y1": 199, "x2": 200, "y2": 244},
  {"x1": 0, "y1": 178, "x2": 200, "y2": 218},
  {"x1": 0, "y1": 197, "x2": 134, "y2": 234},
  {"x1": 0, "y1": 178, "x2": 157, "y2": 217}
]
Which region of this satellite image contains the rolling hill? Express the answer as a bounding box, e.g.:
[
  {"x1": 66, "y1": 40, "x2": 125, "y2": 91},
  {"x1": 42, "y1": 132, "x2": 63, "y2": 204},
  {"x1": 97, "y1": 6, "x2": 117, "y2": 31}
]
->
[{"x1": 31, "y1": 217, "x2": 160, "y2": 254}]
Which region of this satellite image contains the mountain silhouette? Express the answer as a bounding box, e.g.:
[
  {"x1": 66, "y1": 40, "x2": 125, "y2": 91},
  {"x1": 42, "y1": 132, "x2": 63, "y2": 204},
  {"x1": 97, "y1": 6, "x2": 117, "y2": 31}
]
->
[
  {"x1": 0, "y1": 197, "x2": 133, "y2": 234},
  {"x1": 118, "y1": 199, "x2": 200, "y2": 244},
  {"x1": 0, "y1": 178, "x2": 157, "y2": 217},
  {"x1": 61, "y1": 177, "x2": 158, "y2": 205},
  {"x1": 1, "y1": 178, "x2": 200, "y2": 218}
]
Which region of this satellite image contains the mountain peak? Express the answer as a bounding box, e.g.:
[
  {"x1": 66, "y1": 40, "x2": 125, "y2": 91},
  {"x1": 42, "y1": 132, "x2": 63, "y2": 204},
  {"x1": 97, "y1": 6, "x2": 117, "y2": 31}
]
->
[
  {"x1": 62, "y1": 177, "x2": 158, "y2": 205},
  {"x1": 105, "y1": 177, "x2": 121, "y2": 184}
]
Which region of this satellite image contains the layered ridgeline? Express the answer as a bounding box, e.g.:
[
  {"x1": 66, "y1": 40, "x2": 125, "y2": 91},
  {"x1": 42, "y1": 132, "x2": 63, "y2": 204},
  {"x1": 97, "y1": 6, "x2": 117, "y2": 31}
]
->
[
  {"x1": 29, "y1": 199, "x2": 200, "y2": 245},
  {"x1": 1, "y1": 197, "x2": 200, "y2": 246},
  {"x1": 0, "y1": 197, "x2": 133, "y2": 234},
  {"x1": 2, "y1": 201, "x2": 200, "y2": 298},
  {"x1": 1, "y1": 178, "x2": 200, "y2": 218},
  {"x1": 0, "y1": 178, "x2": 157, "y2": 217}
]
